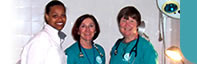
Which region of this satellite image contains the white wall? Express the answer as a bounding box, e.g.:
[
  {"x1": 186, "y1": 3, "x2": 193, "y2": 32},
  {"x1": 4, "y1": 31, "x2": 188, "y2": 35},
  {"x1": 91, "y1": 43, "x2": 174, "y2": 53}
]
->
[
  {"x1": 0, "y1": 0, "x2": 181, "y2": 64},
  {"x1": 64, "y1": 0, "x2": 162, "y2": 63}
]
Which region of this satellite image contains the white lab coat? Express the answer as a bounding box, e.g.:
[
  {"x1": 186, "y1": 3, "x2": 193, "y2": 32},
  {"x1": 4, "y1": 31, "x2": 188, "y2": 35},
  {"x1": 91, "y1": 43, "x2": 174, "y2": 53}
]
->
[{"x1": 20, "y1": 24, "x2": 67, "y2": 64}]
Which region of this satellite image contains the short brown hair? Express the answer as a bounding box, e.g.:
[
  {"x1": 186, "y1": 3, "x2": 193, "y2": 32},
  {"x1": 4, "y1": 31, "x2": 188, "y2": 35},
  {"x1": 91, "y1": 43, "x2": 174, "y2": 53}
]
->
[
  {"x1": 117, "y1": 6, "x2": 141, "y2": 26},
  {"x1": 72, "y1": 14, "x2": 100, "y2": 41}
]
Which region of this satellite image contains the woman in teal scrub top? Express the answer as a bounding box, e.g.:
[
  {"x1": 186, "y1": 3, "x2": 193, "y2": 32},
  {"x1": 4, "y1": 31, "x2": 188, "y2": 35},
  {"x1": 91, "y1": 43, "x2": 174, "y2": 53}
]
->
[
  {"x1": 65, "y1": 14, "x2": 105, "y2": 64},
  {"x1": 110, "y1": 6, "x2": 158, "y2": 64}
]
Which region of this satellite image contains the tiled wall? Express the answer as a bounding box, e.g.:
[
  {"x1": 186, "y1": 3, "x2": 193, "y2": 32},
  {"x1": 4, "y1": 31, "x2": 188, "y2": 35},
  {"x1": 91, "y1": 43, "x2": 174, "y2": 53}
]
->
[{"x1": 12, "y1": 0, "x2": 45, "y2": 64}]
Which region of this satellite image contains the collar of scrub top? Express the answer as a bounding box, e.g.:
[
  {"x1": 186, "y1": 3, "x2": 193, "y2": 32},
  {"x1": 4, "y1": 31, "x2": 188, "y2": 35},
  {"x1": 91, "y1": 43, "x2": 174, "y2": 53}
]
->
[
  {"x1": 58, "y1": 30, "x2": 66, "y2": 40},
  {"x1": 81, "y1": 43, "x2": 96, "y2": 64},
  {"x1": 78, "y1": 41, "x2": 103, "y2": 58},
  {"x1": 58, "y1": 30, "x2": 66, "y2": 48},
  {"x1": 114, "y1": 35, "x2": 139, "y2": 58}
]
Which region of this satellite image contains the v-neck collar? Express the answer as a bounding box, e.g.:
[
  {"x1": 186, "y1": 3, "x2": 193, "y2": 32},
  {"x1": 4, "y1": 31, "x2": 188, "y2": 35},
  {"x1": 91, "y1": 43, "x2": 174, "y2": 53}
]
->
[{"x1": 122, "y1": 37, "x2": 138, "y2": 52}]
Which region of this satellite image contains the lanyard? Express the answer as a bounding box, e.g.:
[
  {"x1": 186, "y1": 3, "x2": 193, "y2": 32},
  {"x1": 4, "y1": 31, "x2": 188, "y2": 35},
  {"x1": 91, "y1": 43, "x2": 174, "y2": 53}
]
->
[{"x1": 81, "y1": 46, "x2": 95, "y2": 64}]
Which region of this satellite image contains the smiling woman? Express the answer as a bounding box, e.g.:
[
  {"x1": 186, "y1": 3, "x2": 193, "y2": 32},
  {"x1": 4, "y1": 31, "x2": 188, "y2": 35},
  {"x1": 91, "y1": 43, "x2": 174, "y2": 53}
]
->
[
  {"x1": 110, "y1": 6, "x2": 158, "y2": 64},
  {"x1": 19, "y1": 1, "x2": 67, "y2": 64},
  {"x1": 7, "y1": 0, "x2": 184, "y2": 64},
  {"x1": 65, "y1": 14, "x2": 105, "y2": 64},
  {"x1": 45, "y1": 1, "x2": 66, "y2": 30}
]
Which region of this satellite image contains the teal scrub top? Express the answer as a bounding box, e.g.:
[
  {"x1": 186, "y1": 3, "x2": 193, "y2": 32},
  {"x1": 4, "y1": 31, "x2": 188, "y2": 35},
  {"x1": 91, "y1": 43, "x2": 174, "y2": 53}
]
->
[
  {"x1": 65, "y1": 42, "x2": 105, "y2": 64},
  {"x1": 110, "y1": 36, "x2": 158, "y2": 64}
]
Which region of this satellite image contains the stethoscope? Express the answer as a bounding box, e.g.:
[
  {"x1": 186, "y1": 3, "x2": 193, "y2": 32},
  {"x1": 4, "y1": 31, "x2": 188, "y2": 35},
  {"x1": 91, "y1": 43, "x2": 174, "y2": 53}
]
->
[
  {"x1": 114, "y1": 35, "x2": 139, "y2": 63},
  {"x1": 78, "y1": 41, "x2": 103, "y2": 64}
]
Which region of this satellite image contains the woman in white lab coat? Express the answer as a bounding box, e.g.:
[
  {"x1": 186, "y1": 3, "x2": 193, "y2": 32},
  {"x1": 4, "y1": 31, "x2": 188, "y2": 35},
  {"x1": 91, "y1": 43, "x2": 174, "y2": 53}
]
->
[{"x1": 20, "y1": 0, "x2": 67, "y2": 64}]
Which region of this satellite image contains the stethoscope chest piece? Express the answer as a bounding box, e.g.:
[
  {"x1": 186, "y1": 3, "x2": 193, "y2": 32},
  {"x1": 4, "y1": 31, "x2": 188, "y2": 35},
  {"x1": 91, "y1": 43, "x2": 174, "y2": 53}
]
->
[
  {"x1": 79, "y1": 52, "x2": 84, "y2": 58},
  {"x1": 114, "y1": 50, "x2": 118, "y2": 55},
  {"x1": 123, "y1": 53, "x2": 131, "y2": 61},
  {"x1": 96, "y1": 56, "x2": 102, "y2": 64}
]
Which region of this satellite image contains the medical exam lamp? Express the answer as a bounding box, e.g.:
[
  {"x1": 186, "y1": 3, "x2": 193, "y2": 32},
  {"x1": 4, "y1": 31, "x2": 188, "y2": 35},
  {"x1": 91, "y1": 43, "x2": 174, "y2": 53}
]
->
[
  {"x1": 157, "y1": 0, "x2": 180, "y2": 63},
  {"x1": 165, "y1": 46, "x2": 184, "y2": 64},
  {"x1": 138, "y1": 21, "x2": 150, "y2": 41}
]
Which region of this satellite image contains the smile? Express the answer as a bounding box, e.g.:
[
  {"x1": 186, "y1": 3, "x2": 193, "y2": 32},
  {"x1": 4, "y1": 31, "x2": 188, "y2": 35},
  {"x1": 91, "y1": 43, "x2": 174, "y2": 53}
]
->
[
  {"x1": 123, "y1": 27, "x2": 132, "y2": 31},
  {"x1": 56, "y1": 22, "x2": 63, "y2": 25}
]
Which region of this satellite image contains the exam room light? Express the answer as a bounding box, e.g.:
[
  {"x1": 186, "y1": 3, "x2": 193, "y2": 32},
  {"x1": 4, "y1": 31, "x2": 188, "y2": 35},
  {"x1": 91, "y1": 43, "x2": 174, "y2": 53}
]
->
[
  {"x1": 157, "y1": 0, "x2": 180, "y2": 19},
  {"x1": 165, "y1": 46, "x2": 184, "y2": 64},
  {"x1": 138, "y1": 21, "x2": 149, "y2": 41}
]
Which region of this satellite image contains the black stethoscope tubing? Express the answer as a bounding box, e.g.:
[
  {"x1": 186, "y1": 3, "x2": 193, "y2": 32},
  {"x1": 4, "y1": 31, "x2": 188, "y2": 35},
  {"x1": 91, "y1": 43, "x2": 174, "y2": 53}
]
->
[
  {"x1": 78, "y1": 41, "x2": 103, "y2": 58},
  {"x1": 114, "y1": 35, "x2": 139, "y2": 58}
]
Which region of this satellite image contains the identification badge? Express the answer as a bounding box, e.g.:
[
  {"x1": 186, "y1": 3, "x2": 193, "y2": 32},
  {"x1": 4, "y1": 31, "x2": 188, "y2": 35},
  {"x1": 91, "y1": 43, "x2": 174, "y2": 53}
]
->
[
  {"x1": 123, "y1": 53, "x2": 131, "y2": 61},
  {"x1": 96, "y1": 56, "x2": 102, "y2": 64}
]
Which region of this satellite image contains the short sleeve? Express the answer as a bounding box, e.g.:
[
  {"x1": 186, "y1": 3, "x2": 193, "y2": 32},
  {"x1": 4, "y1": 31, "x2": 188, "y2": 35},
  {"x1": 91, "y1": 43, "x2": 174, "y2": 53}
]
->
[
  {"x1": 143, "y1": 42, "x2": 159, "y2": 64},
  {"x1": 65, "y1": 45, "x2": 77, "y2": 64}
]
